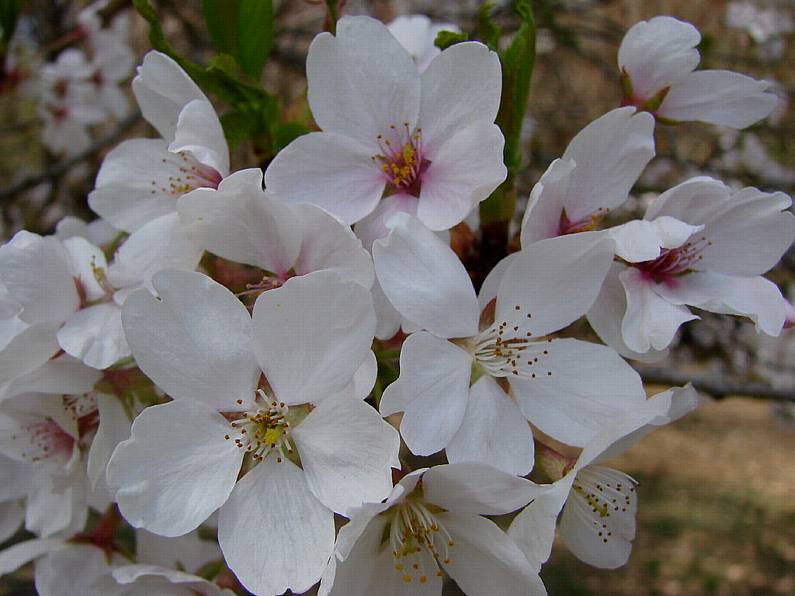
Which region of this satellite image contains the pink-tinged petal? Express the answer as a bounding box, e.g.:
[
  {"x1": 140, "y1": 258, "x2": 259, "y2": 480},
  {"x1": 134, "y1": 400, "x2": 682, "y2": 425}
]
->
[
  {"x1": 446, "y1": 377, "x2": 536, "y2": 476},
  {"x1": 656, "y1": 272, "x2": 787, "y2": 337},
  {"x1": 178, "y1": 169, "x2": 302, "y2": 277},
  {"x1": 380, "y1": 331, "x2": 471, "y2": 455},
  {"x1": 292, "y1": 203, "x2": 374, "y2": 289},
  {"x1": 264, "y1": 131, "x2": 385, "y2": 225},
  {"x1": 659, "y1": 70, "x2": 777, "y2": 128},
  {"x1": 519, "y1": 159, "x2": 574, "y2": 247},
  {"x1": 586, "y1": 264, "x2": 669, "y2": 363},
  {"x1": 57, "y1": 303, "x2": 129, "y2": 370},
  {"x1": 292, "y1": 391, "x2": 399, "y2": 515},
  {"x1": 561, "y1": 108, "x2": 655, "y2": 221},
  {"x1": 169, "y1": 99, "x2": 229, "y2": 177},
  {"x1": 417, "y1": 122, "x2": 506, "y2": 231},
  {"x1": 510, "y1": 338, "x2": 646, "y2": 447},
  {"x1": 439, "y1": 512, "x2": 547, "y2": 596},
  {"x1": 373, "y1": 214, "x2": 479, "y2": 339},
  {"x1": 251, "y1": 270, "x2": 375, "y2": 405},
  {"x1": 132, "y1": 50, "x2": 208, "y2": 142},
  {"x1": 307, "y1": 16, "x2": 420, "y2": 145},
  {"x1": 618, "y1": 16, "x2": 700, "y2": 99},
  {"x1": 107, "y1": 400, "x2": 243, "y2": 537},
  {"x1": 497, "y1": 232, "x2": 615, "y2": 338},
  {"x1": 218, "y1": 457, "x2": 334, "y2": 596},
  {"x1": 121, "y1": 270, "x2": 258, "y2": 407},
  {"x1": 418, "y1": 41, "x2": 501, "y2": 152},
  {"x1": 559, "y1": 466, "x2": 637, "y2": 569},
  {"x1": 423, "y1": 462, "x2": 546, "y2": 516},
  {"x1": 619, "y1": 268, "x2": 698, "y2": 353}
]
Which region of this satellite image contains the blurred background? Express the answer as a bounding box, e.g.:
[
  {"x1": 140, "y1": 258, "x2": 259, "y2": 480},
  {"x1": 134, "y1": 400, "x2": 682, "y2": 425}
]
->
[{"x1": 1, "y1": 0, "x2": 795, "y2": 594}]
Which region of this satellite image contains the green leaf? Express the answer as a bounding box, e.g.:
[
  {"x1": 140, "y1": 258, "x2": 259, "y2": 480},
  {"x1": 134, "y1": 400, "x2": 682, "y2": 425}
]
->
[
  {"x1": 202, "y1": 0, "x2": 239, "y2": 56},
  {"x1": 273, "y1": 121, "x2": 309, "y2": 152},
  {"x1": 220, "y1": 111, "x2": 256, "y2": 148},
  {"x1": 434, "y1": 29, "x2": 469, "y2": 50},
  {"x1": 0, "y1": 0, "x2": 23, "y2": 45},
  {"x1": 237, "y1": 0, "x2": 274, "y2": 79},
  {"x1": 476, "y1": 1, "x2": 501, "y2": 51}
]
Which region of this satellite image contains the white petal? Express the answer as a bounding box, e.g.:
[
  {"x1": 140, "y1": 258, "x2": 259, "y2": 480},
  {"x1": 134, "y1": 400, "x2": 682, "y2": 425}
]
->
[
  {"x1": 292, "y1": 203, "x2": 374, "y2": 288},
  {"x1": 497, "y1": 232, "x2": 615, "y2": 338},
  {"x1": 478, "y1": 253, "x2": 519, "y2": 312},
  {"x1": 178, "y1": 169, "x2": 302, "y2": 276},
  {"x1": 607, "y1": 216, "x2": 703, "y2": 263},
  {"x1": 508, "y1": 479, "x2": 574, "y2": 572},
  {"x1": 0, "y1": 232, "x2": 78, "y2": 326},
  {"x1": 135, "y1": 530, "x2": 221, "y2": 571},
  {"x1": 0, "y1": 500, "x2": 23, "y2": 543},
  {"x1": 660, "y1": 70, "x2": 777, "y2": 128},
  {"x1": 87, "y1": 393, "x2": 131, "y2": 490},
  {"x1": 35, "y1": 544, "x2": 122, "y2": 596},
  {"x1": 440, "y1": 512, "x2": 547, "y2": 596},
  {"x1": 106, "y1": 212, "x2": 204, "y2": 294},
  {"x1": 559, "y1": 466, "x2": 637, "y2": 569},
  {"x1": 57, "y1": 303, "x2": 129, "y2": 370},
  {"x1": 418, "y1": 42, "x2": 501, "y2": 152},
  {"x1": 657, "y1": 272, "x2": 787, "y2": 337},
  {"x1": 698, "y1": 190, "x2": 795, "y2": 276},
  {"x1": 619, "y1": 268, "x2": 698, "y2": 353},
  {"x1": 307, "y1": 16, "x2": 420, "y2": 144},
  {"x1": 643, "y1": 176, "x2": 731, "y2": 223},
  {"x1": 417, "y1": 122, "x2": 506, "y2": 231},
  {"x1": 62, "y1": 236, "x2": 108, "y2": 302},
  {"x1": 107, "y1": 400, "x2": 243, "y2": 537},
  {"x1": 354, "y1": 192, "x2": 417, "y2": 251},
  {"x1": 519, "y1": 159, "x2": 573, "y2": 247},
  {"x1": 0, "y1": 538, "x2": 66, "y2": 577},
  {"x1": 132, "y1": 50, "x2": 208, "y2": 142},
  {"x1": 373, "y1": 214, "x2": 479, "y2": 339},
  {"x1": 0, "y1": 323, "x2": 60, "y2": 386},
  {"x1": 350, "y1": 351, "x2": 378, "y2": 400},
  {"x1": 168, "y1": 98, "x2": 229, "y2": 177},
  {"x1": 446, "y1": 377, "x2": 536, "y2": 476},
  {"x1": 112, "y1": 565, "x2": 230, "y2": 595},
  {"x1": 586, "y1": 264, "x2": 669, "y2": 363},
  {"x1": 618, "y1": 16, "x2": 700, "y2": 99},
  {"x1": 1, "y1": 356, "x2": 100, "y2": 400},
  {"x1": 380, "y1": 331, "x2": 471, "y2": 455},
  {"x1": 264, "y1": 131, "x2": 385, "y2": 225},
  {"x1": 218, "y1": 457, "x2": 334, "y2": 596},
  {"x1": 292, "y1": 391, "x2": 399, "y2": 515},
  {"x1": 121, "y1": 270, "x2": 258, "y2": 407},
  {"x1": 424, "y1": 461, "x2": 546, "y2": 515},
  {"x1": 371, "y1": 276, "x2": 403, "y2": 340},
  {"x1": 251, "y1": 270, "x2": 375, "y2": 405},
  {"x1": 511, "y1": 338, "x2": 646, "y2": 447},
  {"x1": 561, "y1": 108, "x2": 655, "y2": 221}
]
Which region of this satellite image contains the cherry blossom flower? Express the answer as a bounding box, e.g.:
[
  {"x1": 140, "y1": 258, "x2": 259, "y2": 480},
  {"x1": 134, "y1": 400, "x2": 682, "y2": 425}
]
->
[
  {"x1": 177, "y1": 168, "x2": 374, "y2": 291},
  {"x1": 265, "y1": 15, "x2": 506, "y2": 235},
  {"x1": 509, "y1": 385, "x2": 697, "y2": 570},
  {"x1": 520, "y1": 107, "x2": 656, "y2": 247},
  {"x1": 618, "y1": 16, "x2": 777, "y2": 127},
  {"x1": 373, "y1": 215, "x2": 646, "y2": 474},
  {"x1": 108, "y1": 269, "x2": 397, "y2": 595},
  {"x1": 321, "y1": 463, "x2": 547, "y2": 596},
  {"x1": 589, "y1": 177, "x2": 795, "y2": 353},
  {"x1": 386, "y1": 14, "x2": 461, "y2": 73},
  {"x1": 88, "y1": 51, "x2": 229, "y2": 233}
]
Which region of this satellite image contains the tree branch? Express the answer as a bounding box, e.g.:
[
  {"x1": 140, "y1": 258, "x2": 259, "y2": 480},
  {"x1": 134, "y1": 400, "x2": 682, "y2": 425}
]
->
[{"x1": 638, "y1": 367, "x2": 795, "y2": 402}]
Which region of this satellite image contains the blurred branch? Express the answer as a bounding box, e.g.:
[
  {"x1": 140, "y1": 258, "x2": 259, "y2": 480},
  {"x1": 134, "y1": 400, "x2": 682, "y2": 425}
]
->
[
  {"x1": 638, "y1": 366, "x2": 795, "y2": 402},
  {"x1": 0, "y1": 111, "x2": 141, "y2": 205}
]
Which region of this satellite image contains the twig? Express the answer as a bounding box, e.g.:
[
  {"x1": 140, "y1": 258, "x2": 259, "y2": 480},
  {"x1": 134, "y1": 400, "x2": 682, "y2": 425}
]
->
[
  {"x1": 0, "y1": 112, "x2": 141, "y2": 205},
  {"x1": 638, "y1": 366, "x2": 795, "y2": 402}
]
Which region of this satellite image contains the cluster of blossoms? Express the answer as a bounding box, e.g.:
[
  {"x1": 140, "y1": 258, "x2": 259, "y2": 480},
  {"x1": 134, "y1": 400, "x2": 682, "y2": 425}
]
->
[{"x1": 0, "y1": 11, "x2": 792, "y2": 596}]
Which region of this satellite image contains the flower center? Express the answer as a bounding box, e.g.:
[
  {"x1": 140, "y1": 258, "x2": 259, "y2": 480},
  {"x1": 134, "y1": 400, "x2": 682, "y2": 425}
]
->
[
  {"x1": 471, "y1": 307, "x2": 553, "y2": 380},
  {"x1": 388, "y1": 501, "x2": 453, "y2": 585},
  {"x1": 63, "y1": 393, "x2": 99, "y2": 439},
  {"x1": 570, "y1": 466, "x2": 636, "y2": 545},
  {"x1": 224, "y1": 390, "x2": 292, "y2": 463},
  {"x1": 13, "y1": 418, "x2": 74, "y2": 463},
  {"x1": 153, "y1": 151, "x2": 223, "y2": 198},
  {"x1": 371, "y1": 123, "x2": 428, "y2": 197},
  {"x1": 558, "y1": 208, "x2": 607, "y2": 236},
  {"x1": 632, "y1": 235, "x2": 711, "y2": 283}
]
